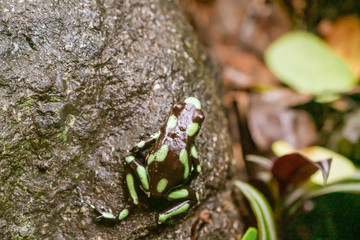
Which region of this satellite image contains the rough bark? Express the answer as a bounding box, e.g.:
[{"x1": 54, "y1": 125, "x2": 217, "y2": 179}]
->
[{"x1": 0, "y1": 0, "x2": 244, "y2": 239}]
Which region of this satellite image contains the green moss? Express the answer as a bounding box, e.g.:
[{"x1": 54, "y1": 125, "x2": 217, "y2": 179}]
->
[
  {"x1": 65, "y1": 114, "x2": 77, "y2": 127},
  {"x1": 56, "y1": 114, "x2": 77, "y2": 141},
  {"x1": 8, "y1": 214, "x2": 36, "y2": 240},
  {"x1": 57, "y1": 129, "x2": 68, "y2": 141},
  {"x1": 49, "y1": 96, "x2": 63, "y2": 102},
  {"x1": 20, "y1": 97, "x2": 35, "y2": 113}
]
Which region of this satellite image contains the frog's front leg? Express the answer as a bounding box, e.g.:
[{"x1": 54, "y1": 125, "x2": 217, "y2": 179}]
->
[
  {"x1": 157, "y1": 186, "x2": 200, "y2": 224},
  {"x1": 130, "y1": 130, "x2": 161, "y2": 154}
]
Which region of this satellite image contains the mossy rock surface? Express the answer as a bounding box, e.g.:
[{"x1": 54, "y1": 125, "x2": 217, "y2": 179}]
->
[{"x1": 0, "y1": 0, "x2": 243, "y2": 239}]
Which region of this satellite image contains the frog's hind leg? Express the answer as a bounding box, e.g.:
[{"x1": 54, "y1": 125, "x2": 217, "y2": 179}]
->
[
  {"x1": 90, "y1": 203, "x2": 135, "y2": 222},
  {"x1": 106, "y1": 155, "x2": 150, "y2": 221},
  {"x1": 158, "y1": 186, "x2": 200, "y2": 224},
  {"x1": 124, "y1": 155, "x2": 150, "y2": 191},
  {"x1": 89, "y1": 132, "x2": 157, "y2": 222}
]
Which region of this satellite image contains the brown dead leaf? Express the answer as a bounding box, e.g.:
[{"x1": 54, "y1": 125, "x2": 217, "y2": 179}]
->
[
  {"x1": 180, "y1": 0, "x2": 291, "y2": 89},
  {"x1": 247, "y1": 88, "x2": 316, "y2": 151},
  {"x1": 342, "y1": 109, "x2": 360, "y2": 144},
  {"x1": 318, "y1": 15, "x2": 360, "y2": 79},
  {"x1": 213, "y1": 44, "x2": 278, "y2": 89},
  {"x1": 227, "y1": 100, "x2": 245, "y2": 170},
  {"x1": 179, "y1": 0, "x2": 246, "y2": 47},
  {"x1": 198, "y1": 209, "x2": 212, "y2": 223}
]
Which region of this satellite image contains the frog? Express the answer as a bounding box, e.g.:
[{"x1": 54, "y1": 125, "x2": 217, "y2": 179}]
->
[{"x1": 91, "y1": 97, "x2": 205, "y2": 224}]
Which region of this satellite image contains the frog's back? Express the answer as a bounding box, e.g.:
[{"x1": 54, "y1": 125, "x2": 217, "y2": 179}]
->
[
  {"x1": 147, "y1": 130, "x2": 191, "y2": 196},
  {"x1": 145, "y1": 98, "x2": 204, "y2": 197}
]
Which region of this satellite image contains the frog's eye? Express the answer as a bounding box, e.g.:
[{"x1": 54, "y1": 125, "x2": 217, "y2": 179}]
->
[
  {"x1": 173, "y1": 102, "x2": 185, "y2": 113},
  {"x1": 193, "y1": 109, "x2": 205, "y2": 123}
]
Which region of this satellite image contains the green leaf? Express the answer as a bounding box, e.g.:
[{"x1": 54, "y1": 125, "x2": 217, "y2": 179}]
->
[
  {"x1": 272, "y1": 140, "x2": 294, "y2": 157},
  {"x1": 241, "y1": 227, "x2": 258, "y2": 240},
  {"x1": 234, "y1": 181, "x2": 277, "y2": 240},
  {"x1": 285, "y1": 175, "x2": 360, "y2": 214},
  {"x1": 306, "y1": 182, "x2": 360, "y2": 198},
  {"x1": 246, "y1": 155, "x2": 272, "y2": 169},
  {"x1": 265, "y1": 31, "x2": 356, "y2": 95},
  {"x1": 301, "y1": 146, "x2": 356, "y2": 185}
]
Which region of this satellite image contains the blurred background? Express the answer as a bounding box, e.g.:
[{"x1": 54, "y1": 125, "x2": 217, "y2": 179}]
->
[{"x1": 180, "y1": 0, "x2": 360, "y2": 239}]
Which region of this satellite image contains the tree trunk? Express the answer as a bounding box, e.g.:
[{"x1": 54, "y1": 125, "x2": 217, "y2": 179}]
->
[{"x1": 0, "y1": 0, "x2": 244, "y2": 239}]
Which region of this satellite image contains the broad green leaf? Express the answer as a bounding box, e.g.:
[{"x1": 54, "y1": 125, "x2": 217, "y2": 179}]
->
[
  {"x1": 314, "y1": 93, "x2": 341, "y2": 103},
  {"x1": 272, "y1": 140, "x2": 296, "y2": 157},
  {"x1": 234, "y1": 181, "x2": 277, "y2": 240},
  {"x1": 241, "y1": 227, "x2": 258, "y2": 240},
  {"x1": 301, "y1": 146, "x2": 356, "y2": 185},
  {"x1": 265, "y1": 31, "x2": 356, "y2": 95}
]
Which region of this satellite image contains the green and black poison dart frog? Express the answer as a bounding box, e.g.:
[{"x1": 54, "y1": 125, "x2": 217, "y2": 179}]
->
[{"x1": 92, "y1": 97, "x2": 205, "y2": 224}]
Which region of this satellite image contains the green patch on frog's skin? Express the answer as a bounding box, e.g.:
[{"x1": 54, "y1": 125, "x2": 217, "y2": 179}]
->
[
  {"x1": 118, "y1": 209, "x2": 129, "y2": 220},
  {"x1": 147, "y1": 154, "x2": 155, "y2": 165},
  {"x1": 147, "y1": 144, "x2": 169, "y2": 165},
  {"x1": 191, "y1": 145, "x2": 198, "y2": 159},
  {"x1": 57, "y1": 114, "x2": 77, "y2": 141},
  {"x1": 168, "y1": 189, "x2": 189, "y2": 200},
  {"x1": 151, "y1": 130, "x2": 161, "y2": 139},
  {"x1": 186, "y1": 123, "x2": 199, "y2": 137},
  {"x1": 167, "y1": 115, "x2": 177, "y2": 128},
  {"x1": 158, "y1": 202, "x2": 190, "y2": 223},
  {"x1": 50, "y1": 95, "x2": 63, "y2": 102},
  {"x1": 196, "y1": 165, "x2": 201, "y2": 173},
  {"x1": 136, "y1": 141, "x2": 145, "y2": 148},
  {"x1": 126, "y1": 174, "x2": 139, "y2": 205},
  {"x1": 125, "y1": 156, "x2": 135, "y2": 163},
  {"x1": 157, "y1": 178, "x2": 168, "y2": 193},
  {"x1": 184, "y1": 97, "x2": 201, "y2": 109},
  {"x1": 136, "y1": 166, "x2": 149, "y2": 190},
  {"x1": 179, "y1": 149, "x2": 189, "y2": 179}
]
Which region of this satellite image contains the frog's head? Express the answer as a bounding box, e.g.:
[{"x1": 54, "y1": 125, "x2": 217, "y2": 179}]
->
[
  {"x1": 184, "y1": 97, "x2": 204, "y2": 124},
  {"x1": 184, "y1": 97, "x2": 201, "y2": 110},
  {"x1": 170, "y1": 97, "x2": 205, "y2": 135}
]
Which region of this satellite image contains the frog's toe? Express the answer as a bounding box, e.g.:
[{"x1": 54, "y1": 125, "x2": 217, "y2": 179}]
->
[
  {"x1": 91, "y1": 206, "x2": 117, "y2": 221},
  {"x1": 96, "y1": 211, "x2": 117, "y2": 221}
]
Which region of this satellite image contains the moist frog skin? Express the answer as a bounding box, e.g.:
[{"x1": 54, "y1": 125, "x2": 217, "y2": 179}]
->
[{"x1": 92, "y1": 97, "x2": 205, "y2": 224}]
